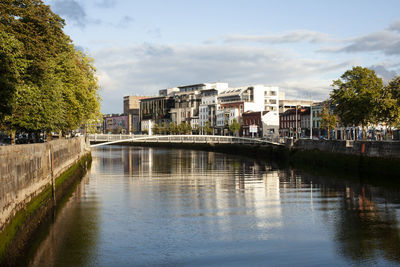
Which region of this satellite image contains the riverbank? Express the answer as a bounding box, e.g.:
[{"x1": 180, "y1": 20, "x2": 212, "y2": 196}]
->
[
  {"x1": 0, "y1": 138, "x2": 91, "y2": 266},
  {"x1": 114, "y1": 140, "x2": 400, "y2": 182}
]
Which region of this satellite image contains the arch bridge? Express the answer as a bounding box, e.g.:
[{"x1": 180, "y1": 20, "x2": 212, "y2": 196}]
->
[{"x1": 88, "y1": 134, "x2": 283, "y2": 148}]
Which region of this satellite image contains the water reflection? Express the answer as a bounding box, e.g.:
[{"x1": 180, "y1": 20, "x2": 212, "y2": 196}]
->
[
  {"x1": 27, "y1": 145, "x2": 400, "y2": 266},
  {"x1": 29, "y1": 170, "x2": 100, "y2": 266},
  {"x1": 336, "y1": 186, "x2": 400, "y2": 263}
]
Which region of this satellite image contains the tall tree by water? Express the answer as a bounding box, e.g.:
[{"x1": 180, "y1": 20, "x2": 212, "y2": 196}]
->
[
  {"x1": 378, "y1": 76, "x2": 400, "y2": 129},
  {"x1": 0, "y1": 0, "x2": 101, "y2": 140},
  {"x1": 330, "y1": 66, "x2": 383, "y2": 138},
  {"x1": 0, "y1": 32, "x2": 27, "y2": 122}
]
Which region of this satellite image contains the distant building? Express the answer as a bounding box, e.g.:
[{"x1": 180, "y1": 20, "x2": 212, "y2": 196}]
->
[
  {"x1": 170, "y1": 83, "x2": 228, "y2": 129},
  {"x1": 123, "y1": 96, "x2": 149, "y2": 133},
  {"x1": 139, "y1": 95, "x2": 175, "y2": 129},
  {"x1": 242, "y1": 111, "x2": 279, "y2": 138},
  {"x1": 279, "y1": 108, "x2": 309, "y2": 138},
  {"x1": 217, "y1": 85, "x2": 279, "y2": 135},
  {"x1": 279, "y1": 99, "x2": 313, "y2": 113},
  {"x1": 103, "y1": 114, "x2": 129, "y2": 134}
]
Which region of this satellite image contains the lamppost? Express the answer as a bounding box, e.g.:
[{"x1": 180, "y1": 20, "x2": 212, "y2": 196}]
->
[
  {"x1": 295, "y1": 105, "x2": 298, "y2": 139},
  {"x1": 310, "y1": 103, "x2": 313, "y2": 140}
]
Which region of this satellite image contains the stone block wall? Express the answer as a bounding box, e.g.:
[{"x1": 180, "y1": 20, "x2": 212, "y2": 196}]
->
[{"x1": 0, "y1": 137, "x2": 88, "y2": 232}]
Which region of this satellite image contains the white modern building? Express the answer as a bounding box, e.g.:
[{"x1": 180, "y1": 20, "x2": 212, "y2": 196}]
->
[{"x1": 217, "y1": 85, "x2": 280, "y2": 136}]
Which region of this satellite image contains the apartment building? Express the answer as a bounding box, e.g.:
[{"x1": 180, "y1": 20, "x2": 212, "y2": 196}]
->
[{"x1": 171, "y1": 83, "x2": 228, "y2": 129}]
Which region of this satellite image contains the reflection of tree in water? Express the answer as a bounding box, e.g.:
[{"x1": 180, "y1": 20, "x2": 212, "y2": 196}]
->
[{"x1": 334, "y1": 186, "x2": 400, "y2": 263}]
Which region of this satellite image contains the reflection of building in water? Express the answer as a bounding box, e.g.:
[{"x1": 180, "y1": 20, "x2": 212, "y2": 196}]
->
[{"x1": 100, "y1": 146, "x2": 285, "y2": 236}]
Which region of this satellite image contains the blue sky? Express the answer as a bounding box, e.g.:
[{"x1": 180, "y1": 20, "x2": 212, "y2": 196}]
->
[{"x1": 44, "y1": 0, "x2": 400, "y2": 114}]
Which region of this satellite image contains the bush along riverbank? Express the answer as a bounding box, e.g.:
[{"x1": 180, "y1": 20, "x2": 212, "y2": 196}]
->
[{"x1": 0, "y1": 152, "x2": 92, "y2": 266}]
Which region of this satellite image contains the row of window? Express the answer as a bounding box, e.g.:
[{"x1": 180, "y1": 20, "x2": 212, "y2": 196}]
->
[
  {"x1": 280, "y1": 121, "x2": 321, "y2": 129},
  {"x1": 264, "y1": 91, "x2": 277, "y2": 96},
  {"x1": 265, "y1": 106, "x2": 277, "y2": 111},
  {"x1": 244, "y1": 119, "x2": 261, "y2": 125},
  {"x1": 264, "y1": 99, "x2": 277, "y2": 104}
]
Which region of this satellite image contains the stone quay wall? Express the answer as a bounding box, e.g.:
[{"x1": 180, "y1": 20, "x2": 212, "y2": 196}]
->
[
  {"x1": 0, "y1": 137, "x2": 88, "y2": 233},
  {"x1": 294, "y1": 139, "x2": 400, "y2": 159}
]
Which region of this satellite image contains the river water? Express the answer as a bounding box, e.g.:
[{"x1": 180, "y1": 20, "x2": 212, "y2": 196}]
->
[{"x1": 27, "y1": 145, "x2": 400, "y2": 266}]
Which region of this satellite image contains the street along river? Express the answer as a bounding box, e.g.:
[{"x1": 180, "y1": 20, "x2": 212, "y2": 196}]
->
[{"x1": 26, "y1": 145, "x2": 400, "y2": 266}]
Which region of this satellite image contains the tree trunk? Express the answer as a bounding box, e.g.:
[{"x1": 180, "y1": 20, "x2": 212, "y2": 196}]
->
[
  {"x1": 361, "y1": 125, "x2": 366, "y2": 140},
  {"x1": 11, "y1": 130, "x2": 16, "y2": 145},
  {"x1": 46, "y1": 131, "x2": 52, "y2": 142}
]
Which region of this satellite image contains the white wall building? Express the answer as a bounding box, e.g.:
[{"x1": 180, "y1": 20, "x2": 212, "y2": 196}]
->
[
  {"x1": 199, "y1": 93, "x2": 219, "y2": 128},
  {"x1": 141, "y1": 120, "x2": 153, "y2": 135}
]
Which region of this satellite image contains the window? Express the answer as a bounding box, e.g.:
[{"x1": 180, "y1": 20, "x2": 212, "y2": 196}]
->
[
  {"x1": 270, "y1": 91, "x2": 276, "y2": 96},
  {"x1": 270, "y1": 99, "x2": 276, "y2": 104}
]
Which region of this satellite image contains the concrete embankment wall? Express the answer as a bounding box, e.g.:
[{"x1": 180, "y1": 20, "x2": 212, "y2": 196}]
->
[
  {"x1": 0, "y1": 137, "x2": 91, "y2": 264},
  {"x1": 291, "y1": 139, "x2": 400, "y2": 180},
  {"x1": 295, "y1": 139, "x2": 400, "y2": 159}
]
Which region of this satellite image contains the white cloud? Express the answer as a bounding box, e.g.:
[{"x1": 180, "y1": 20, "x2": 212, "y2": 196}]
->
[
  {"x1": 52, "y1": 0, "x2": 87, "y2": 27},
  {"x1": 389, "y1": 19, "x2": 400, "y2": 33},
  {"x1": 319, "y1": 20, "x2": 400, "y2": 56},
  {"x1": 369, "y1": 64, "x2": 398, "y2": 83},
  {"x1": 207, "y1": 30, "x2": 332, "y2": 44},
  {"x1": 93, "y1": 43, "x2": 351, "y2": 113}
]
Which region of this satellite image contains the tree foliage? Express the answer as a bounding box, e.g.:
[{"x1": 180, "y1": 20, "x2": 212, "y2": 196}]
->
[
  {"x1": 0, "y1": 32, "x2": 27, "y2": 121},
  {"x1": 319, "y1": 105, "x2": 337, "y2": 139},
  {"x1": 229, "y1": 118, "x2": 240, "y2": 136},
  {"x1": 152, "y1": 123, "x2": 159, "y2": 134},
  {"x1": 178, "y1": 122, "x2": 191, "y2": 134},
  {"x1": 0, "y1": 0, "x2": 101, "y2": 138},
  {"x1": 204, "y1": 121, "x2": 213, "y2": 135},
  {"x1": 378, "y1": 76, "x2": 400, "y2": 128},
  {"x1": 330, "y1": 66, "x2": 382, "y2": 127}
]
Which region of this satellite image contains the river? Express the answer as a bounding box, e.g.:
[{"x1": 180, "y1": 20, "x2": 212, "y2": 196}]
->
[{"x1": 26, "y1": 145, "x2": 400, "y2": 266}]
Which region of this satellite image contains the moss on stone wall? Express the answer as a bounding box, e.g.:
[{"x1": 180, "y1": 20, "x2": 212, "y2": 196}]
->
[{"x1": 0, "y1": 153, "x2": 92, "y2": 266}]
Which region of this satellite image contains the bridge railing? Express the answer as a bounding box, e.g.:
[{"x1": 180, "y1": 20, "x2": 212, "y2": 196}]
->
[
  {"x1": 88, "y1": 133, "x2": 136, "y2": 142},
  {"x1": 88, "y1": 134, "x2": 282, "y2": 147}
]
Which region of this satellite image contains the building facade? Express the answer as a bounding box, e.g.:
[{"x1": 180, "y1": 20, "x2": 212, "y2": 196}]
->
[
  {"x1": 124, "y1": 95, "x2": 149, "y2": 133},
  {"x1": 139, "y1": 96, "x2": 175, "y2": 129},
  {"x1": 103, "y1": 114, "x2": 129, "y2": 134}
]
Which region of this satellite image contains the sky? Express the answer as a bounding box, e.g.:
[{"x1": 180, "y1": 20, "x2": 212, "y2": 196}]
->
[{"x1": 43, "y1": 0, "x2": 400, "y2": 114}]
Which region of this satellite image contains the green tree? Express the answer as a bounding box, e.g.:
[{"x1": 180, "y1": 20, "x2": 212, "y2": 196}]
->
[
  {"x1": 330, "y1": 66, "x2": 383, "y2": 139},
  {"x1": 0, "y1": 32, "x2": 27, "y2": 121},
  {"x1": 152, "y1": 123, "x2": 159, "y2": 134},
  {"x1": 319, "y1": 105, "x2": 337, "y2": 140},
  {"x1": 185, "y1": 123, "x2": 192, "y2": 134},
  {"x1": 161, "y1": 122, "x2": 168, "y2": 134},
  {"x1": 0, "y1": 0, "x2": 68, "y2": 83},
  {"x1": 0, "y1": 0, "x2": 101, "y2": 140},
  {"x1": 178, "y1": 122, "x2": 191, "y2": 135},
  {"x1": 168, "y1": 122, "x2": 178, "y2": 135},
  {"x1": 229, "y1": 118, "x2": 240, "y2": 136},
  {"x1": 205, "y1": 121, "x2": 213, "y2": 135},
  {"x1": 378, "y1": 77, "x2": 400, "y2": 129}
]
